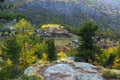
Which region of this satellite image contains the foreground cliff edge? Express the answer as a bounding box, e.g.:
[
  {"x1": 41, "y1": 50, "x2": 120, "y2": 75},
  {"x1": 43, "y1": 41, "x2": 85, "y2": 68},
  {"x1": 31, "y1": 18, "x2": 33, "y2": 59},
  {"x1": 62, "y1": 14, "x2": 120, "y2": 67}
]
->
[{"x1": 24, "y1": 59, "x2": 120, "y2": 80}]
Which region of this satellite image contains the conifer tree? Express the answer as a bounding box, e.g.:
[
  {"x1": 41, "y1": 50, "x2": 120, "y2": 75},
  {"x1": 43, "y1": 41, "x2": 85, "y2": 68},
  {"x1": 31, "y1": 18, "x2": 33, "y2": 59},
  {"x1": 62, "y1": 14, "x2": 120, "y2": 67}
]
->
[
  {"x1": 2, "y1": 35, "x2": 21, "y2": 63},
  {"x1": 0, "y1": 35, "x2": 22, "y2": 79},
  {"x1": 76, "y1": 22, "x2": 101, "y2": 62},
  {"x1": 46, "y1": 39, "x2": 57, "y2": 61}
]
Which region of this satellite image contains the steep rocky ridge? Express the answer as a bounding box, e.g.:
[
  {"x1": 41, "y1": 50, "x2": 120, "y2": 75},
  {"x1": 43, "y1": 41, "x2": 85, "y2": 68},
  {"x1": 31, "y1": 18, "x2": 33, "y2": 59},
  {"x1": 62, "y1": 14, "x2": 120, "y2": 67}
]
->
[{"x1": 9, "y1": 0, "x2": 120, "y2": 30}]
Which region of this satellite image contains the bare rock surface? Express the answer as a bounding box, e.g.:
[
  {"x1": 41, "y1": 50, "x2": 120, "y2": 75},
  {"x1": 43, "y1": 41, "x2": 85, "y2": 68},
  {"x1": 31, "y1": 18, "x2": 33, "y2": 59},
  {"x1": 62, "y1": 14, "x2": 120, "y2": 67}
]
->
[
  {"x1": 43, "y1": 62, "x2": 105, "y2": 80},
  {"x1": 24, "y1": 61, "x2": 105, "y2": 80},
  {"x1": 73, "y1": 62, "x2": 98, "y2": 73},
  {"x1": 24, "y1": 66, "x2": 36, "y2": 75}
]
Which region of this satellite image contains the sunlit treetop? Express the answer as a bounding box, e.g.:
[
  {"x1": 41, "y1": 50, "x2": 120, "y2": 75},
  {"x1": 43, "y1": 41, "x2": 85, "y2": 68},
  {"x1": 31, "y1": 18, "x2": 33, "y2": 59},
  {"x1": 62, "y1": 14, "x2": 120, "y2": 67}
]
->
[
  {"x1": 41, "y1": 24, "x2": 64, "y2": 30},
  {"x1": 15, "y1": 18, "x2": 34, "y2": 33}
]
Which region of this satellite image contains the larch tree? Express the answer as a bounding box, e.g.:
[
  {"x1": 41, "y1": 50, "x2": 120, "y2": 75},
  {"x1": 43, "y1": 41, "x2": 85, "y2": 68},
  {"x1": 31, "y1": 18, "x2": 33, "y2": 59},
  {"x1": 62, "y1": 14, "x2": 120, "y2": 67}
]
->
[{"x1": 14, "y1": 19, "x2": 36, "y2": 70}]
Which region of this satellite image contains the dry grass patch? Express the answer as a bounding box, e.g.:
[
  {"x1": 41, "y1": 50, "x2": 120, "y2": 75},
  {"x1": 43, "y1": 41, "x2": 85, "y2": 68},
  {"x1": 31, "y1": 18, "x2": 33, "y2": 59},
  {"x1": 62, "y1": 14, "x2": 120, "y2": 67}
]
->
[{"x1": 102, "y1": 69, "x2": 120, "y2": 79}]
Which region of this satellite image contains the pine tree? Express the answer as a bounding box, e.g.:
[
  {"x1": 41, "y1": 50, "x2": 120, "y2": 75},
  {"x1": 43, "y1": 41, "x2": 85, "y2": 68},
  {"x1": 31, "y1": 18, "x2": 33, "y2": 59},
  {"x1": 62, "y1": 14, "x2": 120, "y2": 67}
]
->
[
  {"x1": 0, "y1": 35, "x2": 22, "y2": 79},
  {"x1": 0, "y1": 0, "x2": 5, "y2": 2},
  {"x1": 2, "y1": 35, "x2": 21, "y2": 63},
  {"x1": 45, "y1": 39, "x2": 57, "y2": 62},
  {"x1": 0, "y1": 0, "x2": 25, "y2": 21},
  {"x1": 76, "y1": 22, "x2": 101, "y2": 62}
]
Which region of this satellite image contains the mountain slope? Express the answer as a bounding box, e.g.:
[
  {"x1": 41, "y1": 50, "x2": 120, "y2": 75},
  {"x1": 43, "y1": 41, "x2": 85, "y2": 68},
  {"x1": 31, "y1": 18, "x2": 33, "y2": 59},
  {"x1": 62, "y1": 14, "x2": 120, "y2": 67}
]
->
[{"x1": 10, "y1": 0, "x2": 120, "y2": 31}]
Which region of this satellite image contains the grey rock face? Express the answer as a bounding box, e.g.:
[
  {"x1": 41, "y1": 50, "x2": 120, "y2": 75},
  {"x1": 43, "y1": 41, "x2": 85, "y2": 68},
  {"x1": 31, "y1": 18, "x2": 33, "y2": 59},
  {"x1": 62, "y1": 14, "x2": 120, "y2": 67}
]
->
[
  {"x1": 73, "y1": 62, "x2": 98, "y2": 73},
  {"x1": 22, "y1": 0, "x2": 120, "y2": 16},
  {"x1": 11, "y1": 0, "x2": 120, "y2": 29},
  {"x1": 65, "y1": 57, "x2": 75, "y2": 61},
  {"x1": 45, "y1": 75, "x2": 76, "y2": 80},
  {"x1": 44, "y1": 63, "x2": 104, "y2": 80},
  {"x1": 44, "y1": 64, "x2": 76, "y2": 76},
  {"x1": 76, "y1": 73, "x2": 104, "y2": 80},
  {"x1": 24, "y1": 66, "x2": 35, "y2": 75}
]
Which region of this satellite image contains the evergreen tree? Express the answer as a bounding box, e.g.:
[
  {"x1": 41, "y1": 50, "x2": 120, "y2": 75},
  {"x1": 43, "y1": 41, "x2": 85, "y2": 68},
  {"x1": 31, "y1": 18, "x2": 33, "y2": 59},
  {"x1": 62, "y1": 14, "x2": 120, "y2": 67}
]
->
[
  {"x1": 45, "y1": 39, "x2": 57, "y2": 62},
  {"x1": 0, "y1": 35, "x2": 22, "y2": 79},
  {"x1": 76, "y1": 22, "x2": 100, "y2": 62},
  {"x1": 2, "y1": 35, "x2": 21, "y2": 63},
  {"x1": 0, "y1": 0, "x2": 5, "y2": 2},
  {"x1": 0, "y1": 0, "x2": 25, "y2": 21}
]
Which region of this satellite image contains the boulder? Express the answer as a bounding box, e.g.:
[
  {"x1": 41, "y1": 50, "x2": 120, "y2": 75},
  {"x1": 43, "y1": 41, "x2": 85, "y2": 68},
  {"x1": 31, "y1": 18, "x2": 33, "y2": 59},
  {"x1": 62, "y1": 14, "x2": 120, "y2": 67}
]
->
[
  {"x1": 24, "y1": 66, "x2": 36, "y2": 75},
  {"x1": 44, "y1": 63, "x2": 105, "y2": 80},
  {"x1": 23, "y1": 61, "x2": 105, "y2": 80}
]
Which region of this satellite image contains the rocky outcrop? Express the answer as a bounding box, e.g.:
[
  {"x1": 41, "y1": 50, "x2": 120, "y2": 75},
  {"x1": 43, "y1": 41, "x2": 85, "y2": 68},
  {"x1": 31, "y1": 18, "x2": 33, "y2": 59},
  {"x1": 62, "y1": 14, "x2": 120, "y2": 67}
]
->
[
  {"x1": 44, "y1": 63, "x2": 104, "y2": 80},
  {"x1": 73, "y1": 62, "x2": 99, "y2": 73},
  {"x1": 24, "y1": 61, "x2": 105, "y2": 80}
]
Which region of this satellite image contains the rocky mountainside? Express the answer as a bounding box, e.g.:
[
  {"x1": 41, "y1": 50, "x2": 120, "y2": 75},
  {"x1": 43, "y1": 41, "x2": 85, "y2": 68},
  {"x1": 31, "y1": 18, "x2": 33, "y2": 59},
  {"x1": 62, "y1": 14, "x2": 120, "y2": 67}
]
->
[{"x1": 9, "y1": 0, "x2": 120, "y2": 30}]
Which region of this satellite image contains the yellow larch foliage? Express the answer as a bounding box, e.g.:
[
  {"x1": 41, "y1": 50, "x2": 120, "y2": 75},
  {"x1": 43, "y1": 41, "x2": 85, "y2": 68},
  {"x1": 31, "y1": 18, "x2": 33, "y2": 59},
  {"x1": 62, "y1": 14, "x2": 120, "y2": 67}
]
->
[
  {"x1": 19, "y1": 50, "x2": 37, "y2": 70},
  {"x1": 6, "y1": 59, "x2": 13, "y2": 66},
  {"x1": 41, "y1": 53, "x2": 49, "y2": 61},
  {"x1": 27, "y1": 31, "x2": 34, "y2": 36},
  {"x1": 57, "y1": 51, "x2": 67, "y2": 59},
  {"x1": 15, "y1": 19, "x2": 31, "y2": 28},
  {"x1": 0, "y1": 49, "x2": 2, "y2": 55},
  {"x1": 15, "y1": 18, "x2": 34, "y2": 34},
  {"x1": 112, "y1": 57, "x2": 120, "y2": 69},
  {"x1": 107, "y1": 47, "x2": 115, "y2": 54},
  {"x1": 41, "y1": 24, "x2": 63, "y2": 30},
  {"x1": 104, "y1": 47, "x2": 117, "y2": 58},
  {"x1": 4, "y1": 31, "x2": 8, "y2": 35}
]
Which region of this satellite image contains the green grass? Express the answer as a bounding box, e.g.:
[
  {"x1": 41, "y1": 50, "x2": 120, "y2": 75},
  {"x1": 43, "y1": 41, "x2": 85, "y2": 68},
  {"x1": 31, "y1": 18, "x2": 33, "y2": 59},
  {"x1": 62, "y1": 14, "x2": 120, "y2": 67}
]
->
[
  {"x1": 8, "y1": 75, "x2": 42, "y2": 80},
  {"x1": 102, "y1": 70, "x2": 120, "y2": 79},
  {"x1": 55, "y1": 33, "x2": 79, "y2": 46},
  {"x1": 55, "y1": 38, "x2": 71, "y2": 46}
]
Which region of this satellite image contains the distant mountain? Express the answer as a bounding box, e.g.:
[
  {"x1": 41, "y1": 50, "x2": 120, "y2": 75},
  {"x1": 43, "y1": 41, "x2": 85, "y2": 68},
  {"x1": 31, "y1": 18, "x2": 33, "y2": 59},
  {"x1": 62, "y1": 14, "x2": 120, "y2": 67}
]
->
[{"x1": 9, "y1": 0, "x2": 120, "y2": 31}]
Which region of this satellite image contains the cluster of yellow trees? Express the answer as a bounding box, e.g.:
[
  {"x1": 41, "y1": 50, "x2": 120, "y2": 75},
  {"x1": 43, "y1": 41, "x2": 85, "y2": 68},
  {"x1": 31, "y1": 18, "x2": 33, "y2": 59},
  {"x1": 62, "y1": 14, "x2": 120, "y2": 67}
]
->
[
  {"x1": 95, "y1": 46, "x2": 120, "y2": 69},
  {"x1": 41, "y1": 24, "x2": 64, "y2": 30},
  {"x1": 7, "y1": 19, "x2": 67, "y2": 69},
  {"x1": 0, "y1": 19, "x2": 67, "y2": 79},
  {"x1": 41, "y1": 51, "x2": 67, "y2": 62},
  {"x1": 104, "y1": 47, "x2": 120, "y2": 69}
]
